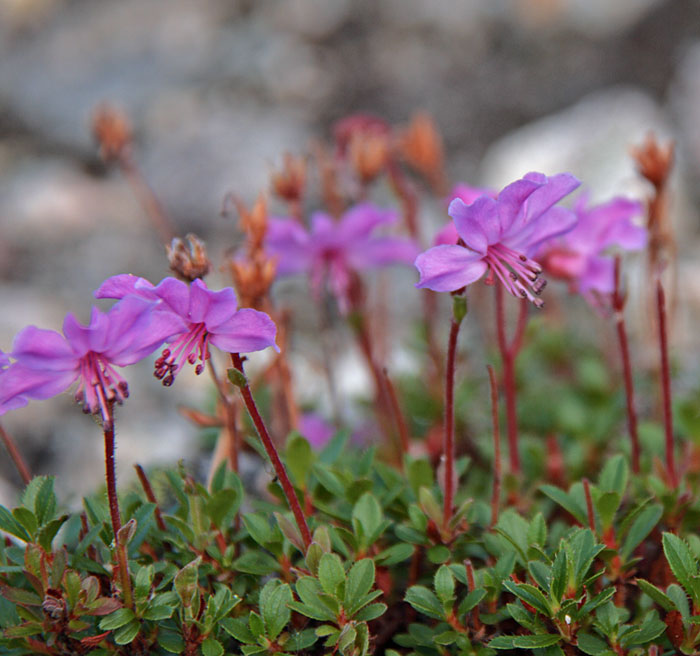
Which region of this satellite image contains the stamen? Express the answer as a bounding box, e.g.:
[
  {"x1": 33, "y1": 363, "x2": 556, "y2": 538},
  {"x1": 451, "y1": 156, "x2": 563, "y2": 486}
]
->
[
  {"x1": 153, "y1": 323, "x2": 211, "y2": 385},
  {"x1": 483, "y1": 243, "x2": 547, "y2": 308}
]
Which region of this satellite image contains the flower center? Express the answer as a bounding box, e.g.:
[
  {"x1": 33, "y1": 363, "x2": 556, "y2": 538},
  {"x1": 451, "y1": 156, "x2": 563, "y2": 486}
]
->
[
  {"x1": 75, "y1": 352, "x2": 129, "y2": 428},
  {"x1": 154, "y1": 323, "x2": 210, "y2": 386},
  {"x1": 483, "y1": 243, "x2": 546, "y2": 308}
]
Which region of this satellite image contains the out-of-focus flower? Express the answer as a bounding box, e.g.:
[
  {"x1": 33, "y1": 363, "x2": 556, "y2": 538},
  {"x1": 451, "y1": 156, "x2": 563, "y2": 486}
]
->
[
  {"x1": 96, "y1": 275, "x2": 278, "y2": 385},
  {"x1": 299, "y1": 413, "x2": 335, "y2": 449},
  {"x1": 415, "y1": 172, "x2": 580, "y2": 306},
  {"x1": 539, "y1": 195, "x2": 646, "y2": 301},
  {"x1": 333, "y1": 114, "x2": 390, "y2": 157},
  {"x1": 265, "y1": 203, "x2": 419, "y2": 312},
  {"x1": 0, "y1": 298, "x2": 178, "y2": 426},
  {"x1": 397, "y1": 112, "x2": 446, "y2": 191}
]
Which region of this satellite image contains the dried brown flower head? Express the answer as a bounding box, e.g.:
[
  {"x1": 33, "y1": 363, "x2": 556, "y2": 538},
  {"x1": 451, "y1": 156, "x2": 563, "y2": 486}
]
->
[
  {"x1": 397, "y1": 112, "x2": 446, "y2": 192},
  {"x1": 271, "y1": 153, "x2": 306, "y2": 203},
  {"x1": 631, "y1": 133, "x2": 674, "y2": 192},
  {"x1": 92, "y1": 104, "x2": 132, "y2": 162},
  {"x1": 167, "y1": 233, "x2": 211, "y2": 282},
  {"x1": 348, "y1": 130, "x2": 389, "y2": 184}
]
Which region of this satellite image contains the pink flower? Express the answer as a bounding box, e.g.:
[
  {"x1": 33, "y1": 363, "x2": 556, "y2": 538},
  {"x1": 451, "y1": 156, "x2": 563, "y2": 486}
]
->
[
  {"x1": 415, "y1": 172, "x2": 580, "y2": 306},
  {"x1": 265, "y1": 203, "x2": 418, "y2": 312},
  {"x1": 95, "y1": 275, "x2": 278, "y2": 385},
  {"x1": 434, "y1": 184, "x2": 497, "y2": 246},
  {"x1": 299, "y1": 413, "x2": 335, "y2": 449},
  {"x1": 538, "y1": 195, "x2": 646, "y2": 302},
  {"x1": 0, "y1": 297, "x2": 179, "y2": 426}
]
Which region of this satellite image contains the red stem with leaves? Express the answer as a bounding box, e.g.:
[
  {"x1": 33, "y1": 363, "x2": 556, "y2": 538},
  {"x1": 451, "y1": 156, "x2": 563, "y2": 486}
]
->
[
  {"x1": 230, "y1": 353, "x2": 312, "y2": 549},
  {"x1": 487, "y1": 365, "x2": 502, "y2": 528}
]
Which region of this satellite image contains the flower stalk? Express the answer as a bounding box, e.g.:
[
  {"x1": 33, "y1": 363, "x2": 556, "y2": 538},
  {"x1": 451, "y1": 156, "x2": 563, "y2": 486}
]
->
[
  {"x1": 487, "y1": 365, "x2": 501, "y2": 528},
  {"x1": 0, "y1": 423, "x2": 32, "y2": 485},
  {"x1": 495, "y1": 284, "x2": 528, "y2": 475},
  {"x1": 443, "y1": 295, "x2": 466, "y2": 530},
  {"x1": 656, "y1": 278, "x2": 677, "y2": 488},
  {"x1": 230, "y1": 353, "x2": 312, "y2": 549},
  {"x1": 612, "y1": 257, "x2": 641, "y2": 474}
]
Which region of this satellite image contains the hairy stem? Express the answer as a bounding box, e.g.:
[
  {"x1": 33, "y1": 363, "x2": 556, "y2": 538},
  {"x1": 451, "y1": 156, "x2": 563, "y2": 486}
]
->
[
  {"x1": 230, "y1": 353, "x2": 312, "y2": 549},
  {"x1": 612, "y1": 258, "x2": 641, "y2": 473},
  {"x1": 656, "y1": 279, "x2": 678, "y2": 488},
  {"x1": 382, "y1": 367, "x2": 410, "y2": 469},
  {"x1": 103, "y1": 411, "x2": 133, "y2": 607},
  {"x1": 583, "y1": 478, "x2": 596, "y2": 535},
  {"x1": 443, "y1": 315, "x2": 462, "y2": 530},
  {"x1": 134, "y1": 464, "x2": 167, "y2": 531},
  {"x1": 487, "y1": 365, "x2": 502, "y2": 528}
]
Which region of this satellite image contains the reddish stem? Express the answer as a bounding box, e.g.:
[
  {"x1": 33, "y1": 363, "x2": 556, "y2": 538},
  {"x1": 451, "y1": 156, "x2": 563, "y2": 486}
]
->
[
  {"x1": 487, "y1": 365, "x2": 501, "y2": 528},
  {"x1": 134, "y1": 464, "x2": 167, "y2": 531},
  {"x1": 103, "y1": 411, "x2": 133, "y2": 608},
  {"x1": 0, "y1": 423, "x2": 32, "y2": 485},
  {"x1": 443, "y1": 317, "x2": 462, "y2": 530},
  {"x1": 656, "y1": 279, "x2": 678, "y2": 488},
  {"x1": 583, "y1": 478, "x2": 596, "y2": 534},
  {"x1": 382, "y1": 367, "x2": 410, "y2": 468},
  {"x1": 230, "y1": 353, "x2": 312, "y2": 549},
  {"x1": 612, "y1": 258, "x2": 641, "y2": 474},
  {"x1": 495, "y1": 285, "x2": 528, "y2": 474}
]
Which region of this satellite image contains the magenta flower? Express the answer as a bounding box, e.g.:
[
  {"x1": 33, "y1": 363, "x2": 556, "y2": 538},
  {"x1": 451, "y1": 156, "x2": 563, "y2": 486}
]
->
[
  {"x1": 538, "y1": 194, "x2": 646, "y2": 301},
  {"x1": 0, "y1": 297, "x2": 179, "y2": 426},
  {"x1": 95, "y1": 275, "x2": 278, "y2": 385},
  {"x1": 434, "y1": 184, "x2": 497, "y2": 246},
  {"x1": 265, "y1": 203, "x2": 419, "y2": 312},
  {"x1": 415, "y1": 172, "x2": 580, "y2": 306}
]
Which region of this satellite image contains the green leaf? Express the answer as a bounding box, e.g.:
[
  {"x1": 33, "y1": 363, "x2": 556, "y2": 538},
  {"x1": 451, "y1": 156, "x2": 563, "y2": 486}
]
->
[
  {"x1": 220, "y1": 617, "x2": 255, "y2": 643},
  {"x1": 286, "y1": 434, "x2": 316, "y2": 487},
  {"x1": 636, "y1": 579, "x2": 676, "y2": 611},
  {"x1": 434, "y1": 565, "x2": 455, "y2": 606},
  {"x1": 540, "y1": 484, "x2": 587, "y2": 525},
  {"x1": 143, "y1": 605, "x2": 174, "y2": 621},
  {"x1": 205, "y1": 489, "x2": 240, "y2": 529},
  {"x1": 598, "y1": 455, "x2": 628, "y2": 496},
  {"x1": 576, "y1": 631, "x2": 610, "y2": 655},
  {"x1": 666, "y1": 583, "x2": 689, "y2": 620},
  {"x1": 405, "y1": 585, "x2": 445, "y2": 620},
  {"x1": 32, "y1": 476, "x2": 57, "y2": 525},
  {"x1": 233, "y1": 550, "x2": 280, "y2": 575},
  {"x1": 345, "y1": 559, "x2": 375, "y2": 615},
  {"x1": 173, "y1": 557, "x2": 200, "y2": 608},
  {"x1": 312, "y1": 464, "x2": 346, "y2": 496},
  {"x1": 318, "y1": 553, "x2": 346, "y2": 596},
  {"x1": 502, "y1": 581, "x2": 551, "y2": 617},
  {"x1": 528, "y1": 513, "x2": 547, "y2": 547},
  {"x1": 0, "y1": 506, "x2": 31, "y2": 541},
  {"x1": 294, "y1": 576, "x2": 336, "y2": 621},
  {"x1": 407, "y1": 458, "x2": 433, "y2": 496},
  {"x1": 158, "y1": 630, "x2": 185, "y2": 653},
  {"x1": 595, "y1": 492, "x2": 620, "y2": 532},
  {"x1": 37, "y1": 515, "x2": 69, "y2": 552},
  {"x1": 260, "y1": 580, "x2": 292, "y2": 640},
  {"x1": 528, "y1": 561, "x2": 551, "y2": 592},
  {"x1": 457, "y1": 589, "x2": 486, "y2": 617},
  {"x1": 663, "y1": 532, "x2": 698, "y2": 600},
  {"x1": 352, "y1": 493, "x2": 384, "y2": 545},
  {"x1": 550, "y1": 548, "x2": 568, "y2": 603},
  {"x1": 285, "y1": 628, "x2": 318, "y2": 650},
  {"x1": 354, "y1": 603, "x2": 387, "y2": 622},
  {"x1": 569, "y1": 529, "x2": 605, "y2": 588},
  {"x1": 619, "y1": 610, "x2": 666, "y2": 647},
  {"x1": 201, "y1": 637, "x2": 224, "y2": 656},
  {"x1": 620, "y1": 505, "x2": 662, "y2": 559},
  {"x1": 99, "y1": 608, "x2": 136, "y2": 631},
  {"x1": 375, "y1": 543, "x2": 414, "y2": 566},
  {"x1": 495, "y1": 510, "x2": 530, "y2": 563},
  {"x1": 512, "y1": 634, "x2": 562, "y2": 648},
  {"x1": 12, "y1": 507, "x2": 37, "y2": 539},
  {"x1": 242, "y1": 512, "x2": 278, "y2": 547},
  {"x1": 305, "y1": 542, "x2": 324, "y2": 576},
  {"x1": 433, "y1": 630, "x2": 459, "y2": 645},
  {"x1": 113, "y1": 619, "x2": 140, "y2": 645}
]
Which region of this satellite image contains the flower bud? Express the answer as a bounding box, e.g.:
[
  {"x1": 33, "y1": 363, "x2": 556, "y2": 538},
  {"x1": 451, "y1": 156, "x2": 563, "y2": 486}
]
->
[
  {"x1": 92, "y1": 104, "x2": 132, "y2": 162},
  {"x1": 167, "y1": 233, "x2": 211, "y2": 282}
]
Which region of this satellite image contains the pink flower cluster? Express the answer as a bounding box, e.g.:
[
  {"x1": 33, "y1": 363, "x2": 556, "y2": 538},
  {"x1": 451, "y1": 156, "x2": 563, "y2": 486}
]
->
[{"x1": 0, "y1": 277, "x2": 277, "y2": 426}]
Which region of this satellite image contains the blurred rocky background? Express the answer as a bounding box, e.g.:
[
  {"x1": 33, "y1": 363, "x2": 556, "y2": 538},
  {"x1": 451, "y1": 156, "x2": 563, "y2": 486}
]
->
[{"x1": 1, "y1": 0, "x2": 699, "y2": 503}]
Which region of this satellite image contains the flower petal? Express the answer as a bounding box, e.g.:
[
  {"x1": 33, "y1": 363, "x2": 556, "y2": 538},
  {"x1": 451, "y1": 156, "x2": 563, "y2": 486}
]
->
[
  {"x1": 150, "y1": 277, "x2": 191, "y2": 317},
  {"x1": 338, "y1": 203, "x2": 397, "y2": 241},
  {"x1": 0, "y1": 362, "x2": 78, "y2": 410},
  {"x1": 579, "y1": 256, "x2": 615, "y2": 294},
  {"x1": 190, "y1": 281, "x2": 239, "y2": 329},
  {"x1": 11, "y1": 326, "x2": 77, "y2": 371},
  {"x1": 347, "y1": 237, "x2": 419, "y2": 269},
  {"x1": 94, "y1": 273, "x2": 156, "y2": 300},
  {"x1": 265, "y1": 217, "x2": 313, "y2": 275},
  {"x1": 448, "y1": 198, "x2": 492, "y2": 254},
  {"x1": 507, "y1": 205, "x2": 578, "y2": 255},
  {"x1": 209, "y1": 308, "x2": 278, "y2": 354},
  {"x1": 415, "y1": 245, "x2": 488, "y2": 292}
]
